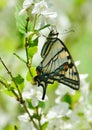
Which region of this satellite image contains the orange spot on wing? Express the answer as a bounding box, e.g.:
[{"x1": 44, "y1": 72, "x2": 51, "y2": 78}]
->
[
  {"x1": 64, "y1": 64, "x2": 68, "y2": 70},
  {"x1": 36, "y1": 70, "x2": 40, "y2": 75}
]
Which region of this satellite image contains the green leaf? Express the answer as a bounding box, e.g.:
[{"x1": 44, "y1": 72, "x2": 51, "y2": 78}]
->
[
  {"x1": 27, "y1": 99, "x2": 34, "y2": 109},
  {"x1": 0, "y1": 76, "x2": 7, "y2": 88},
  {"x1": 72, "y1": 91, "x2": 81, "y2": 103},
  {"x1": 62, "y1": 116, "x2": 70, "y2": 121},
  {"x1": 4, "y1": 88, "x2": 15, "y2": 97},
  {"x1": 13, "y1": 74, "x2": 24, "y2": 92},
  {"x1": 1, "y1": 79, "x2": 15, "y2": 97},
  {"x1": 15, "y1": 6, "x2": 27, "y2": 34},
  {"x1": 4, "y1": 124, "x2": 15, "y2": 130},
  {"x1": 29, "y1": 37, "x2": 38, "y2": 47},
  {"x1": 32, "y1": 113, "x2": 40, "y2": 120},
  {"x1": 28, "y1": 46, "x2": 38, "y2": 58},
  {"x1": 33, "y1": 37, "x2": 38, "y2": 46},
  {"x1": 38, "y1": 100, "x2": 45, "y2": 108},
  {"x1": 62, "y1": 93, "x2": 72, "y2": 105},
  {"x1": 13, "y1": 74, "x2": 24, "y2": 85},
  {"x1": 42, "y1": 122, "x2": 48, "y2": 130},
  {"x1": 4, "y1": 83, "x2": 16, "y2": 97},
  {"x1": 26, "y1": 67, "x2": 36, "y2": 84},
  {"x1": 78, "y1": 112, "x2": 84, "y2": 117},
  {"x1": 15, "y1": 5, "x2": 32, "y2": 34}
]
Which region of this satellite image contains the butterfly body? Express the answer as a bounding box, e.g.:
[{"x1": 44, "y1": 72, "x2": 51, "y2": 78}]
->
[{"x1": 34, "y1": 28, "x2": 80, "y2": 100}]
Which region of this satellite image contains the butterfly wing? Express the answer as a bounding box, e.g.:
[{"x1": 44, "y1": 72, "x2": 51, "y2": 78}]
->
[
  {"x1": 34, "y1": 29, "x2": 80, "y2": 100},
  {"x1": 39, "y1": 38, "x2": 80, "y2": 90}
]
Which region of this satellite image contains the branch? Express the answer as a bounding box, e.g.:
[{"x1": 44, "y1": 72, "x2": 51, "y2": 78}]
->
[
  {"x1": 0, "y1": 57, "x2": 39, "y2": 129},
  {"x1": 25, "y1": 17, "x2": 35, "y2": 84},
  {"x1": 0, "y1": 57, "x2": 23, "y2": 102}
]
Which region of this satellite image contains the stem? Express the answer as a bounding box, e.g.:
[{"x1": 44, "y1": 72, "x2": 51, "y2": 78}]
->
[
  {"x1": 0, "y1": 57, "x2": 23, "y2": 102},
  {"x1": 0, "y1": 79, "x2": 7, "y2": 87},
  {"x1": 0, "y1": 79, "x2": 20, "y2": 101},
  {"x1": 36, "y1": 107, "x2": 42, "y2": 130},
  {"x1": 14, "y1": 125, "x2": 18, "y2": 130},
  {"x1": 23, "y1": 103, "x2": 40, "y2": 130},
  {"x1": 25, "y1": 17, "x2": 35, "y2": 84},
  {"x1": 33, "y1": 14, "x2": 38, "y2": 30}
]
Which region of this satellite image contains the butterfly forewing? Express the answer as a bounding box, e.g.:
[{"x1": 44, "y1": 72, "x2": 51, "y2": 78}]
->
[{"x1": 41, "y1": 40, "x2": 67, "y2": 71}]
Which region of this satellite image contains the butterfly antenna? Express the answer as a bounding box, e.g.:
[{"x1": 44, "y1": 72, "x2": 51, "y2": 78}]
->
[
  {"x1": 40, "y1": 33, "x2": 47, "y2": 38},
  {"x1": 60, "y1": 29, "x2": 75, "y2": 35}
]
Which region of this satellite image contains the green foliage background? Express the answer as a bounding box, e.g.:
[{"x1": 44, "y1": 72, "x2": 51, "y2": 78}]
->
[{"x1": 0, "y1": 0, "x2": 92, "y2": 130}]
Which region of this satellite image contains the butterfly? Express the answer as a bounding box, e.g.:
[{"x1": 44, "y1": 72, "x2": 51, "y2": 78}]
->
[{"x1": 34, "y1": 28, "x2": 80, "y2": 100}]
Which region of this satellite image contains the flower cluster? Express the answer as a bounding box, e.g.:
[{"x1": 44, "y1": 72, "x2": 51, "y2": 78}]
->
[
  {"x1": 18, "y1": 71, "x2": 91, "y2": 130},
  {"x1": 19, "y1": 0, "x2": 57, "y2": 20}
]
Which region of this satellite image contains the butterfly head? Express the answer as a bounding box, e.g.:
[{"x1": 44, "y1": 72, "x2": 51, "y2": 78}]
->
[
  {"x1": 35, "y1": 66, "x2": 42, "y2": 75},
  {"x1": 48, "y1": 28, "x2": 59, "y2": 39}
]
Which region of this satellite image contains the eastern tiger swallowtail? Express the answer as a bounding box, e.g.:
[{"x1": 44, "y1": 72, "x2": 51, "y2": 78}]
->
[{"x1": 34, "y1": 28, "x2": 80, "y2": 100}]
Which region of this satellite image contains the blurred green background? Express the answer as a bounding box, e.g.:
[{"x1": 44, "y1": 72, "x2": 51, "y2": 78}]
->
[{"x1": 0, "y1": 0, "x2": 92, "y2": 129}]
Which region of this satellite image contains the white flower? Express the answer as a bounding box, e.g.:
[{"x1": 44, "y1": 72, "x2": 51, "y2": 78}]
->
[
  {"x1": 22, "y1": 85, "x2": 42, "y2": 100},
  {"x1": 41, "y1": 11, "x2": 57, "y2": 19},
  {"x1": 19, "y1": 0, "x2": 34, "y2": 15},
  {"x1": 67, "y1": 110, "x2": 80, "y2": 123},
  {"x1": 32, "y1": 0, "x2": 48, "y2": 15},
  {"x1": 47, "y1": 118, "x2": 72, "y2": 130},
  {"x1": 75, "y1": 60, "x2": 80, "y2": 66},
  {"x1": 47, "y1": 118, "x2": 63, "y2": 130},
  {"x1": 18, "y1": 109, "x2": 34, "y2": 122},
  {"x1": 79, "y1": 74, "x2": 89, "y2": 103},
  {"x1": 19, "y1": 0, "x2": 57, "y2": 25},
  {"x1": 25, "y1": 31, "x2": 33, "y2": 38},
  {"x1": 18, "y1": 113, "x2": 30, "y2": 122},
  {"x1": 20, "y1": 122, "x2": 36, "y2": 130},
  {"x1": 31, "y1": 97, "x2": 39, "y2": 107},
  {"x1": 22, "y1": 84, "x2": 48, "y2": 107},
  {"x1": 55, "y1": 84, "x2": 75, "y2": 104},
  {"x1": 32, "y1": 0, "x2": 57, "y2": 19},
  {"x1": 63, "y1": 123, "x2": 72, "y2": 130},
  {"x1": 46, "y1": 102, "x2": 69, "y2": 119},
  {"x1": 84, "y1": 105, "x2": 92, "y2": 122}
]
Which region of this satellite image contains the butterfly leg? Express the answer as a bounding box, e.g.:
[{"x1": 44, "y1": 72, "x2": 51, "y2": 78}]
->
[{"x1": 41, "y1": 83, "x2": 47, "y2": 100}]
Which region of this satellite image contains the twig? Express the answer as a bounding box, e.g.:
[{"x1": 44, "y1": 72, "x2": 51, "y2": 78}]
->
[
  {"x1": 0, "y1": 79, "x2": 19, "y2": 100},
  {"x1": 0, "y1": 57, "x2": 23, "y2": 102},
  {"x1": 13, "y1": 53, "x2": 26, "y2": 64},
  {"x1": 23, "y1": 103, "x2": 40, "y2": 130},
  {"x1": 36, "y1": 107, "x2": 42, "y2": 130},
  {"x1": 14, "y1": 125, "x2": 18, "y2": 130},
  {"x1": 0, "y1": 79, "x2": 7, "y2": 88},
  {"x1": 25, "y1": 17, "x2": 35, "y2": 84},
  {"x1": 33, "y1": 14, "x2": 38, "y2": 30}
]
